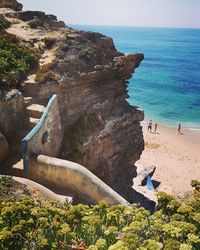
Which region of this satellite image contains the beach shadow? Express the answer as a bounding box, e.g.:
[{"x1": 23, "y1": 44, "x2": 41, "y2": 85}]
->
[
  {"x1": 124, "y1": 187, "x2": 156, "y2": 214},
  {"x1": 140, "y1": 169, "x2": 161, "y2": 189},
  {"x1": 150, "y1": 132, "x2": 160, "y2": 135},
  {"x1": 151, "y1": 180, "x2": 161, "y2": 189},
  {"x1": 141, "y1": 177, "x2": 161, "y2": 189}
]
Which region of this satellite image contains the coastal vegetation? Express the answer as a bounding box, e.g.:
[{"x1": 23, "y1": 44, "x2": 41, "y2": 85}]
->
[
  {"x1": 0, "y1": 15, "x2": 9, "y2": 30},
  {"x1": 0, "y1": 32, "x2": 38, "y2": 88},
  {"x1": 0, "y1": 176, "x2": 200, "y2": 249},
  {"x1": 79, "y1": 48, "x2": 94, "y2": 59},
  {"x1": 35, "y1": 63, "x2": 56, "y2": 83},
  {"x1": 65, "y1": 113, "x2": 100, "y2": 161}
]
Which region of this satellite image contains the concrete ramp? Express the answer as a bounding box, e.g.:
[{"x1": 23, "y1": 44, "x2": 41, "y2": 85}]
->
[{"x1": 29, "y1": 155, "x2": 130, "y2": 207}]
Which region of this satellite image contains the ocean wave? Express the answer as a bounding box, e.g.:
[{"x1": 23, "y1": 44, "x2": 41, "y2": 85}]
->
[{"x1": 187, "y1": 128, "x2": 200, "y2": 132}]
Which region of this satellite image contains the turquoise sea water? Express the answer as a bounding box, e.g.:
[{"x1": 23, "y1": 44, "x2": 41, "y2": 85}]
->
[{"x1": 71, "y1": 25, "x2": 200, "y2": 129}]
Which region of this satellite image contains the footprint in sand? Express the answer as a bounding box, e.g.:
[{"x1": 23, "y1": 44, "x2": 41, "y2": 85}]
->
[{"x1": 145, "y1": 142, "x2": 161, "y2": 149}]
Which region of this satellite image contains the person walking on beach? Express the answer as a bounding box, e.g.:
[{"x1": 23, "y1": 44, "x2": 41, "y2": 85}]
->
[
  {"x1": 154, "y1": 123, "x2": 158, "y2": 134},
  {"x1": 178, "y1": 123, "x2": 182, "y2": 134},
  {"x1": 147, "y1": 120, "x2": 153, "y2": 132}
]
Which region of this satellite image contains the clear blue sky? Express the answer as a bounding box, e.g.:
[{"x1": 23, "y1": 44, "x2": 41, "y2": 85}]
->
[{"x1": 20, "y1": 0, "x2": 200, "y2": 28}]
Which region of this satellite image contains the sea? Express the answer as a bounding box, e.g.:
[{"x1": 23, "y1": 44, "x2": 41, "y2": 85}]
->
[{"x1": 71, "y1": 25, "x2": 200, "y2": 130}]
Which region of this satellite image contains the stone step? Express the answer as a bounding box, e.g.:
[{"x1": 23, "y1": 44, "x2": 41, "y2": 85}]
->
[
  {"x1": 26, "y1": 104, "x2": 45, "y2": 119},
  {"x1": 12, "y1": 158, "x2": 24, "y2": 170},
  {"x1": 29, "y1": 117, "x2": 40, "y2": 129}
]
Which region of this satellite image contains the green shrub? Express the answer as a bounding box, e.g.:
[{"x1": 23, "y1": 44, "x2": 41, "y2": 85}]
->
[
  {"x1": 0, "y1": 33, "x2": 38, "y2": 88},
  {"x1": 163, "y1": 239, "x2": 180, "y2": 250},
  {"x1": 0, "y1": 176, "x2": 13, "y2": 188},
  {"x1": 0, "y1": 15, "x2": 9, "y2": 30},
  {"x1": 0, "y1": 182, "x2": 200, "y2": 249},
  {"x1": 191, "y1": 180, "x2": 200, "y2": 190},
  {"x1": 0, "y1": 176, "x2": 14, "y2": 198},
  {"x1": 79, "y1": 48, "x2": 94, "y2": 59}
]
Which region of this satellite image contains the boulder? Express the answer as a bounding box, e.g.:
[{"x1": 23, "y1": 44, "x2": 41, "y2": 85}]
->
[
  {"x1": 19, "y1": 11, "x2": 66, "y2": 28},
  {"x1": 135, "y1": 165, "x2": 156, "y2": 186},
  {"x1": 0, "y1": 89, "x2": 25, "y2": 141},
  {"x1": 0, "y1": 133, "x2": 9, "y2": 162},
  {"x1": 0, "y1": 0, "x2": 23, "y2": 11}
]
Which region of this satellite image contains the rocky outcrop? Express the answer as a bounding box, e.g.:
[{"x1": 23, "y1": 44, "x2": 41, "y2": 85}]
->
[
  {"x1": 0, "y1": 88, "x2": 25, "y2": 142},
  {"x1": 0, "y1": 1, "x2": 145, "y2": 202},
  {"x1": 132, "y1": 164, "x2": 157, "y2": 212},
  {"x1": 51, "y1": 32, "x2": 144, "y2": 195},
  {"x1": 134, "y1": 165, "x2": 156, "y2": 186},
  {"x1": 19, "y1": 11, "x2": 65, "y2": 29},
  {"x1": 0, "y1": 0, "x2": 22, "y2": 11},
  {"x1": 35, "y1": 31, "x2": 144, "y2": 196}
]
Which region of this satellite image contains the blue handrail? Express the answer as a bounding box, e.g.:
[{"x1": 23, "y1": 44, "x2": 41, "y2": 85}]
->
[{"x1": 22, "y1": 94, "x2": 57, "y2": 177}]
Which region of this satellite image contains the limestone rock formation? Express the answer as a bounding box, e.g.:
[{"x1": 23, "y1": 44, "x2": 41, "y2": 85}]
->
[
  {"x1": 0, "y1": 1, "x2": 145, "y2": 201},
  {"x1": 53, "y1": 32, "x2": 145, "y2": 196},
  {"x1": 0, "y1": 88, "x2": 25, "y2": 141},
  {"x1": 19, "y1": 11, "x2": 66, "y2": 29},
  {"x1": 0, "y1": 0, "x2": 23, "y2": 11},
  {"x1": 135, "y1": 165, "x2": 156, "y2": 186}
]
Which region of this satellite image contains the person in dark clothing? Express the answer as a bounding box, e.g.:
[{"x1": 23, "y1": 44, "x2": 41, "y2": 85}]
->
[
  {"x1": 178, "y1": 123, "x2": 182, "y2": 134},
  {"x1": 154, "y1": 123, "x2": 158, "y2": 134},
  {"x1": 147, "y1": 120, "x2": 153, "y2": 132}
]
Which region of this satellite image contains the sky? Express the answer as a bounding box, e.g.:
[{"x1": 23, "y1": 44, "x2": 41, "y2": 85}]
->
[{"x1": 20, "y1": 0, "x2": 200, "y2": 28}]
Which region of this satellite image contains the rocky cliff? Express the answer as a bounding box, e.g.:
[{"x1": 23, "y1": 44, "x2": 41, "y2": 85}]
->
[
  {"x1": 0, "y1": 0, "x2": 22, "y2": 11},
  {"x1": 0, "y1": 0, "x2": 144, "y2": 199}
]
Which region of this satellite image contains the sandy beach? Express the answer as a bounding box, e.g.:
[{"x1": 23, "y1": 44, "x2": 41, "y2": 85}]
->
[{"x1": 136, "y1": 121, "x2": 200, "y2": 198}]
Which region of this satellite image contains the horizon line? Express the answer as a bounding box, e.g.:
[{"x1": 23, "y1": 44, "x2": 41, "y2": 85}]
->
[{"x1": 66, "y1": 23, "x2": 200, "y2": 30}]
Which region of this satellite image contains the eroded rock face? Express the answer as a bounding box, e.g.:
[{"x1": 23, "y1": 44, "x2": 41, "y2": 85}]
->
[
  {"x1": 0, "y1": 89, "x2": 25, "y2": 141},
  {"x1": 0, "y1": 0, "x2": 23, "y2": 11},
  {"x1": 1, "y1": 2, "x2": 145, "y2": 200},
  {"x1": 80, "y1": 113, "x2": 144, "y2": 195},
  {"x1": 37, "y1": 31, "x2": 145, "y2": 196},
  {"x1": 19, "y1": 11, "x2": 66, "y2": 28}
]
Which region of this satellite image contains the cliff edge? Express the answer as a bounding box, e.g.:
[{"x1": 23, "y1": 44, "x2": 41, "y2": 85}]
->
[{"x1": 0, "y1": 0, "x2": 144, "y2": 200}]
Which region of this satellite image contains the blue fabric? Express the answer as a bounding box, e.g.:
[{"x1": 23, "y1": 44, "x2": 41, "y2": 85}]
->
[{"x1": 147, "y1": 175, "x2": 155, "y2": 191}]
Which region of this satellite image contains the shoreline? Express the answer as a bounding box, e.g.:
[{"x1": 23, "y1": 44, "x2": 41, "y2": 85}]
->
[
  {"x1": 142, "y1": 118, "x2": 200, "y2": 131},
  {"x1": 136, "y1": 121, "x2": 200, "y2": 198},
  {"x1": 142, "y1": 119, "x2": 200, "y2": 145}
]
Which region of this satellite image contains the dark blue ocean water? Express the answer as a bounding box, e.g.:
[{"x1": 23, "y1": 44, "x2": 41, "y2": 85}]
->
[{"x1": 72, "y1": 25, "x2": 200, "y2": 129}]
